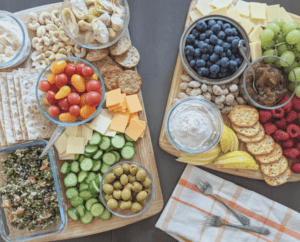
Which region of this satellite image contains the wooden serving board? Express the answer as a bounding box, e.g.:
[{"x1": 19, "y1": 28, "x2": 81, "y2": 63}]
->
[
  {"x1": 0, "y1": 3, "x2": 163, "y2": 241},
  {"x1": 159, "y1": 0, "x2": 300, "y2": 182}
]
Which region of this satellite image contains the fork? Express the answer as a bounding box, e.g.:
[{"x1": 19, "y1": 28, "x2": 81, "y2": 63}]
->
[
  {"x1": 201, "y1": 215, "x2": 270, "y2": 235},
  {"x1": 194, "y1": 177, "x2": 251, "y2": 226}
]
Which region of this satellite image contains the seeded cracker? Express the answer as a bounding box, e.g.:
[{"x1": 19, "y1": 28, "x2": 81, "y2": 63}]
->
[
  {"x1": 109, "y1": 37, "x2": 132, "y2": 56},
  {"x1": 261, "y1": 156, "x2": 288, "y2": 178},
  {"x1": 264, "y1": 168, "x2": 291, "y2": 186},
  {"x1": 91, "y1": 56, "x2": 114, "y2": 70},
  {"x1": 255, "y1": 143, "x2": 283, "y2": 164},
  {"x1": 118, "y1": 70, "x2": 142, "y2": 95},
  {"x1": 232, "y1": 122, "x2": 260, "y2": 137},
  {"x1": 229, "y1": 105, "x2": 259, "y2": 127},
  {"x1": 86, "y1": 48, "x2": 109, "y2": 62},
  {"x1": 103, "y1": 69, "x2": 123, "y2": 90},
  {"x1": 100, "y1": 62, "x2": 123, "y2": 76},
  {"x1": 237, "y1": 124, "x2": 265, "y2": 143},
  {"x1": 246, "y1": 135, "x2": 275, "y2": 156},
  {"x1": 115, "y1": 46, "x2": 140, "y2": 68}
]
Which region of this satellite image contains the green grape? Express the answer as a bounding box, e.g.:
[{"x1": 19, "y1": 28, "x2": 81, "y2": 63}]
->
[
  {"x1": 288, "y1": 81, "x2": 296, "y2": 92},
  {"x1": 277, "y1": 44, "x2": 288, "y2": 55},
  {"x1": 288, "y1": 67, "x2": 300, "y2": 82},
  {"x1": 296, "y1": 85, "x2": 300, "y2": 98},
  {"x1": 275, "y1": 32, "x2": 286, "y2": 43},
  {"x1": 259, "y1": 29, "x2": 275, "y2": 43},
  {"x1": 261, "y1": 40, "x2": 275, "y2": 50},
  {"x1": 272, "y1": 18, "x2": 286, "y2": 29},
  {"x1": 263, "y1": 49, "x2": 277, "y2": 63},
  {"x1": 274, "y1": 59, "x2": 282, "y2": 68},
  {"x1": 296, "y1": 41, "x2": 300, "y2": 51},
  {"x1": 294, "y1": 49, "x2": 300, "y2": 58},
  {"x1": 266, "y1": 23, "x2": 280, "y2": 35},
  {"x1": 280, "y1": 51, "x2": 295, "y2": 67},
  {"x1": 298, "y1": 22, "x2": 300, "y2": 29},
  {"x1": 283, "y1": 22, "x2": 298, "y2": 34},
  {"x1": 284, "y1": 61, "x2": 298, "y2": 73},
  {"x1": 286, "y1": 30, "x2": 300, "y2": 45}
]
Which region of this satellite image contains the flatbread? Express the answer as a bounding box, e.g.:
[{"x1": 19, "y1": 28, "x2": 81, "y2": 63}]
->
[
  {"x1": 236, "y1": 124, "x2": 265, "y2": 143},
  {"x1": 246, "y1": 135, "x2": 275, "y2": 156},
  {"x1": 117, "y1": 70, "x2": 142, "y2": 95},
  {"x1": 232, "y1": 122, "x2": 260, "y2": 137},
  {"x1": 255, "y1": 143, "x2": 283, "y2": 164},
  {"x1": 261, "y1": 156, "x2": 288, "y2": 178},
  {"x1": 115, "y1": 46, "x2": 140, "y2": 68},
  {"x1": 86, "y1": 48, "x2": 109, "y2": 62},
  {"x1": 109, "y1": 37, "x2": 131, "y2": 56},
  {"x1": 264, "y1": 168, "x2": 291, "y2": 186},
  {"x1": 229, "y1": 105, "x2": 259, "y2": 128}
]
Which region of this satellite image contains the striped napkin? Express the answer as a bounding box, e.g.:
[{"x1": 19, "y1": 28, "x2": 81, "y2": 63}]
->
[{"x1": 156, "y1": 165, "x2": 300, "y2": 242}]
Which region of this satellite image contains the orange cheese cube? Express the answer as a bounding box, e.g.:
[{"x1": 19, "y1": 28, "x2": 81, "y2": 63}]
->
[
  {"x1": 109, "y1": 114, "x2": 129, "y2": 133},
  {"x1": 107, "y1": 104, "x2": 122, "y2": 110},
  {"x1": 106, "y1": 88, "x2": 122, "y2": 107},
  {"x1": 125, "y1": 95, "x2": 143, "y2": 113},
  {"x1": 125, "y1": 119, "x2": 147, "y2": 141},
  {"x1": 128, "y1": 112, "x2": 139, "y2": 124}
]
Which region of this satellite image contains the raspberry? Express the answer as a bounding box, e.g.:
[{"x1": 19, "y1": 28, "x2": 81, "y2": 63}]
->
[
  {"x1": 282, "y1": 139, "x2": 294, "y2": 148},
  {"x1": 273, "y1": 129, "x2": 290, "y2": 141},
  {"x1": 292, "y1": 96, "x2": 300, "y2": 111},
  {"x1": 283, "y1": 148, "x2": 300, "y2": 160},
  {"x1": 291, "y1": 163, "x2": 300, "y2": 173},
  {"x1": 298, "y1": 113, "x2": 300, "y2": 122},
  {"x1": 275, "y1": 118, "x2": 287, "y2": 130},
  {"x1": 286, "y1": 110, "x2": 298, "y2": 123},
  {"x1": 263, "y1": 122, "x2": 277, "y2": 135},
  {"x1": 296, "y1": 142, "x2": 300, "y2": 150},
  {"x1": 259, "y1": 110, "x2": 272, "y2": 123},
  {"x1": 271, "y1": 108, "x2": 285, "y2": 118},
  {"x1": 286, "y1": 124, "x2": 300, "y2": 138},
  {"x1": 280, "y1": 95, "x2": 292, "y2": 113}
]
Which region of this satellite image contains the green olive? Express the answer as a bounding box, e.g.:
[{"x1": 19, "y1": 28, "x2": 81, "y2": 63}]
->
[
  {"x1": 136, "y1": 191, "x2": 147, "y2": 202},
  {"x1": 107, "y1": 198, "x2": 118, "y2": 210},
  {"x1": 128, "y1": 174, "x2": 136, "y2": 183},
  {"x1": 103, "y1": 184, "x2": 114, "y2": 195},
  {"x1": 113, "y1": 180, "x2": 123, "y2": 190},
  {"x1": 129, "y1": 164, "x2": 138, "y2": 175},
  {"x1": 113, "y1": 165, "x2": 124, "y2": 176},
  {"x1": 105, "y1": 173, "x2": 116, "y2": 184},
  {"x1": 122, "y1": 163, "x2": 130, "y2": 174},
  {"x1": 131, "y1": 202, "x2": 142, "y2": 213},
  {"x1": 119, "y1": 200, "x2": 132, "y2": 210},
  {"x1": 142, "y1": 177, "x2": 151, "y2": 188},
  {"x1": 120, "y1": 174, "x2": 128, "y2": 186},
  {"x1": 113, "y1": 190, "x2": 122, "y2": 200},
  {"x1": 143, "y1": 188, "x2": 151, "y2": 195},
  {"x1": 136, "y1": 169, "x2": 147, "y2": 182},
  {"x1": 124, "y1": 183, "x2": 132, "y2": 191},
  {"x1": 121, "y1": 188, "x2": 131, "y2": 201},
  {"x1": 105, "y1": 194, "x2": 113, "y2": 201},
  {"x1": 132, "y1": 182, "x2": 143, "y2": 193}
]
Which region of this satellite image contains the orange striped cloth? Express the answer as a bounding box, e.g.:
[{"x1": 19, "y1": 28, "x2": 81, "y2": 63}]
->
[{"x1": 155, "y1": 165, "x2": 300, "y2": 242}]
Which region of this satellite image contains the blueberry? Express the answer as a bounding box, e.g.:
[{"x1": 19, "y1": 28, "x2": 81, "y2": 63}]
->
[
  {"x1": 208, "y1": 20, "x2": 216, "y2": 29},
  {"x1": 205, "y1": 30, "x2": 214, "y2": 38},
  {"x1": 210, "y1": 53, "x2": 219, "y2": 63},
  {"x1": 220, "y1": 57, "x2": 229, "y2": 67},
  {"x1": 186, "y1": 34, "x2": 196, "y2": 44},
  {"x1": 235, "y1": 58, "x2": 242, "y2": 65},
  {"x1": 196, "y1": 20, "x2": 208, "y2": 32},
  {"x1": 201, "y1": 54, "x2": 209, "y2": 61},
  {"x1": 210, "y1": 35, "x2": 218, "y2": 45},
  {"x1": 224, "y1": 28, "x2": 233, "y2": 36},
  {"x1": 217, "y1": 20, "x2": 223, "y2": 26},
  {"x1": 232, "y1": 28, "x2": 238, "y2": 36},
  {"x1": 226, "y1": 49, "x2": 232, "y2": 57},
  {"x1": 226, "y1": 36, "x2": 234, "y2": 43},
  {"x1": 194, "y1": 48, "x2": 201, "y2": 58},
  {"x1": 208, "y1": 45, "x2": 214, "y2": 54},
  {"x1": 200, "y1": 33, "x2": 206, "y2": 41},
  {"x1": 240, "y1": 39, "x2": 246, "y2": 46},
  {"x1": 217, "y1": 39, "x2": 223, "y2": 45},
  {"x1": 200, "y1": 43, "x2": 209, "y2": 53},
  {"x1": 198, "y1": 67, "x2": 209, "y2": 77},
  {"x1": 214, "y1": 45, "x2": 224, "y2": 55},
  {"x1": 205, "y1": 39, "x2": 210, "y2": 44},
  {"x1": 222, "y1": 42, "x2": 231, "y2": 51},
  {"x1": 231, "y1": 39, "x2": 239, "y2": 48},
  {"x1": 196, "y1": 59, "x2": 206, "y2": 67},
  {"x1": 223, "y1": 23, "x2": 231, "y2": 30},
  {"x1": 220, "y1": 67, "x2": 228, "y2": 73},
  {"x1": 216, "y1": 60, "x2": 221, "y2": 66},
  {"x1": 206, "y1": 61, "x2": 212, "y2": 67},
  {"x1": 211, "y1": 24, "x2": 221, "y2": 34},
  {"x1": 217, "y1": 31, "x2": 226, "y2": 40},
  {"x1": 218, "y1": 72, "x2": 227, "y2": 78},
  {"x1": 210, "y1": 73, "x2": 218, "y2": 79},
  {"x1": 231, "y1": 66, "x2": 239, "y2": 72},
  {"x1": 185, "y1": 45, "x2": 195, "y2": 56},
  {"x1": 189, "y1": 60, "x2": 196, "y2": 68},
  {"x1": 192, "y1": 29, "x2": 200, "y2": 39},
  {"x1": 187, "y1": 55, "x2": 193, "y2": 62},
  {"x1": 220, "y1": 53, "x2": 226, "y2": 58},
  {"x1": 230, "y1": 55, "x2": 236, "y2": 60},
  {"x1": 194, "y1": 39, "x2": 200, "y2": 48},
  {"x1": 232, "y1": 48, "x2": 238, "y2": 54},
  {"x1": 233, "y1": 36, "x2": 240, "y2": 41},
  {"x1": 229, "y1": 60, "x2": 238, "y2": 69}
]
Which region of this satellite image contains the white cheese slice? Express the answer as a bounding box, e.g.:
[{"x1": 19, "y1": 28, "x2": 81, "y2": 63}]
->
[
  {"x1": 59, "y1": 152, "x2": 75, "y2": 160},
  {"x1": 82, "y1": 124, "x2": 93, "y2": 145},
  {"x1": 209, "y1": 7, "x2": 227, "y2": 16},
  {"x1": 54, "y1": 133, "x2": 68, "y2": 155},
  {"x1": 189, "y1": 9, "x2": 203, "y2": 21},
  {"x1": 93, "y1": 114, "x2": 113, "y2": 135},
  {"x1": 235, "y1": 1, "x2": 250, "y2": 17},
  {"x1": 196, "y1": 0, "x2": 214, "y2": 16},
  {"x1": 66, "y1": 137, "x2": 85, "y2": 154},
  {"x1": 250, "y1": 41, "x2": 262, "y2": 62},
  {"x1": 77, "y1": 125, "x2": 82, "y2": 137},
  {"x1": 249, "y1": 25, "x2": 263, "y2": 43},
  {"x1": 266, "y1": 5, "x2": 280, "y2": 23},
  {"x1": 227, "y1": 3, "x2": 235, "y2": 10},
  {"x1": 64, "y1": 126, "x2": 79, "y2": 137},
  {"x1": 240, "y1": 18, "x2": 256, "y2": 34},
  {"x1": 250, "y1": 2, "x2": 266, "y2": 20},
  {"x1": 280, "y1": 7, "x2": 293, "y2": 23},
  {"x1": 210, "y1": 0, "x2": 232, "y2": 9},
  {"x1": 88, "y1": 109, "x2": 114, "y2": 130},
  {"x1": 256, "y1": 19, "x2": 268, "y2": 28},
  {"x1": 227, "y1": 7, "x2": 242, "y2": 22},
  {"x1": 104, "y1": 128, "x2": 117, "y2": 137}
]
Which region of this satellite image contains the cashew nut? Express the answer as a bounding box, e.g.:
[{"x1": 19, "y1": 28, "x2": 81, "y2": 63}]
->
[
  {"x1": 55, "y1": 53, "x2": 67, "y2": 60},
  {"x1": 49, "y1": 31, "x2": 59, "y2": 43},
  {"x1": 45, "y1": 51, "x2": 56, "y2": 61},
  {"x1": 31, "y1": 37, "x2": 41, "y2": 48},
  {"x1": 28, "y1": 22, "x2": 40, "y2": 31},
  {"x1": 50, "y1": 10, "x2": 61, "y2": 25},
  {"x1": 42, "y1": 46, "x2": 50, "y2": 53},
  {"x1": 58, "y1": 48, "x2": 68, "y2": 55},
  {"x1": 36, "y1": 53, "x2": 46, "y2": 61},
  {"x1": 66, "y1": 46, "x2": 75, "y2": 57},
  {"x1": 29, "y1": 12, "x2": 38, "y2": 22},
  {"x1": 45, "y1": 58, "x2": 51, "y2": 65},
  {"x1": 74, "y1": 44, "x2": 86, "y2": 58},
  {"x1": 39, "y1": 12, "x2": 51, "y2": 25},
  {"x1": 35, "y1": 43, "x2": 44, "y2": 53},
  {"x1": 59, "y1": 30, "x2": 75, "y2": 45},
  {"x1": 37, "y1": 26, "x2": 46, "y2": 38},
  {"x1": 45, "y1": 24, "x2": 58, "y2": 32},
  {"x1": 41, "y1": 36, "x2": 51, "y2": 46}
]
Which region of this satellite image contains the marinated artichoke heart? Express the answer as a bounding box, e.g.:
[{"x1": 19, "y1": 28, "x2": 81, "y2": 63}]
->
[
  {"x1": 79, "y1": 20, "x2": 93, "y2": 31},
  {"x1": 95, "y1": 1, "x2": 111, "y2": 15},
  {"x1": 62, "y1": 8, "x2": 80, "y2": 38},
  {"x1": 111, "y1": 13, "x2": 123, "y2": 32},
  {"x1": 89, "y1": 6, "x2": 102, "y2": 17},
  {"x1": 85, "y1": 31, "x2": 95, "y2": 44},
  {"x1": 92, "y1": 18, "x2": 109, "y2": 44},
  {"x1": 96, "y1": 0, "x2": 115, "y2": 13},
  {"x1": 99, "y1": 12, "x2": 111, "y2": 26},
  {"x1": 113, "y1": 1, "x2": 125, "y2": 17},
  {"x1": 84, "y1": 0, "x2": 95, "y2": 5},
  {"x1": 70, "y1": 0, "x2": 89, "y2": 19}
]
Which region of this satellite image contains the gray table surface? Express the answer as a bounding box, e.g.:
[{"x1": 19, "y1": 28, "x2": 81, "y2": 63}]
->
[{"x1": 1, "y1": 0, "x2": 300, "y2": 241}]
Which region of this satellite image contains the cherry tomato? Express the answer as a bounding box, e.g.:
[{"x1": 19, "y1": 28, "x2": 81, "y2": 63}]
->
[
  {"x1": 68, "y1": 93, "x2": 80, "y2": 105},
  {"x1": 49, "y1": 84, "x2": 59, "y2": 93},
  {"x1": 85, "y1": 91, "x2": 102, "y2": 107},
  {"x1": 86, "y1": 79, "x2": 102, "y2": 92},
  {"x1": 82, "y1": 66, "x2": 94, "y2": 77},
  {"x1": 80, "y1": 93, "x2": 87, "y2": 107},
  {"x1": 69, "y1": 105, "x2": 81, "y2": 116},
  {"x1": 38, "y1": 80, "x2": 51, "y2": 92},
  {"x1": 48, "y1": 105, "x2": 60, "y2": 116},
  {"x1": 65, "y1": 63, "x2": 76, "y2": 76},
  {"x1": 71, "y1": 86, "x2": 81, "y2": 95},
  {"x1": 46, "y1": 91, "x2": 57, "y2": 105},
  {"x1": 55, "y1": 73, "x2": 68, "y2": 86},
  {"x1": 58, "y1": 97, "x2": 70, "y2": 112},
  {"x1": 76, "y1": 63, "x2": 86, "y2": 76},
  {"x1": 50, "y1": 60, "x2": 67, "y2": 74}
]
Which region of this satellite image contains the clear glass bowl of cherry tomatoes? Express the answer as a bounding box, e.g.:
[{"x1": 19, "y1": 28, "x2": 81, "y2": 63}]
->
[{"x1": 36, "y1": 57, "x2": 105, "y2": 126}]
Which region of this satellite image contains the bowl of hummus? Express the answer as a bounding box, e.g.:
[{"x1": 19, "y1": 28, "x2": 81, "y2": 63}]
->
[{"x1": 164, "y1": 97, "x2": 223, "y2": 154}]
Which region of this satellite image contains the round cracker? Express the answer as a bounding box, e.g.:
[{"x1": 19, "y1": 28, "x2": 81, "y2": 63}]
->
[
  {"x1": 255, "y1": 143, "x2": 282, "y2": 164},
  {"x1": 100, "y1": 62, "x2": 123, "y2": 77},
  {"x1": 236, "y1": 124, "x2": 265, "y2": 143},
  {"x1": 86, "y1": 48, "x2": 109, "y2": 62},
  {"x1": 117, "y1": 70, "x2": 142, "y2": 95},
  {"x1": 115, "y1": 46, "x2": 140, "y2": 68},
  {"x1": 246, "y1": 135, "x2": 275, "y2": 156},
  {"x1": 91, "y1": 56, "x2": 114, "y2": 70},
  {"x1": 261, "y1": 156, "x2": 288, "y2": 178},
  {"x1": 103, "y1": 69, "x2": 123, "y2": 91},
  {"x1": 109, "y1": 37, "x2": 131, "y2": 56},
  {"x1": 229, "y1": 105, "x2": 259, "y2": 128},
  {"x1": 263, "y1": 168, "x2": 291, "y2": 186},
  {"x1": 232, "y1": 122, "x2": 260, "y2": 137}
]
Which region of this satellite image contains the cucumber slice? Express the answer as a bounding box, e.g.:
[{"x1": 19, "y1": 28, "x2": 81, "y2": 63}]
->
[
  {"x1": 91, "y1": 193, "x2": 98, "y2": 198},
  {"x1": 66, "y1": 187, "x2": 79, "y2": 199},
  {"x1": 79, "y1": 155, "x2": 85, "y2": 162},
  {"x1": 99, "y1": 209, "x2": 111, "y2": 220},
  {"x1": 70, "y1": 161, "x2": 80, "y2": 173},
  {"x1": 80, "y1": 211, "x2": 93, "y2": 224},
  {"x1": 83, "y1": 152, "x2": 93, "y2": 158},
  {"x1": 111, "y1": 151, "x2": 120, "y2": 162},
  {"x1": 99, "y1": 136, "x2": 111, "y2": 150},
  {"x1": 89, "y1": 132, "x2": 102, "y2": 145},
  {"x1": 61, "y1": 162, "x2": 71, "y2": 175},
  {"x1": 79, "y1": 190, "x2": 92, "y2": 201},
  {"x1": 111, "y1": 135, "x2": 125, "y2": 149},
  {"x1": 78, "y1": 171, "x2": 88, "y2": 183},
  {"x1": 70, "y1": 196, "x2": 84, "y2": 207},
  {"x1": 92, "y1": 160, "x2": 102, "y2": 172},
  {"x1": 91, "y1": 203, "x2": 104, "y2": 217},
  {"x1": 125, "y1": 134, "x2": 135, "y2": 142},
  {"x1": 85, "y1": 172, "x2": 96, "y2": 184},
  {"x1": 95, "y1": 173, "x2": 102, "y2": 188},
  {"x1": 100, "y1": 163, "x2": 110, "y2": 174},
  {"x1": 79, "y1": 182, "x2": 89, "y2": 191},
  {"x1": 124, "y1": 141, "x2": 134, "y2": 147},
  {"x1": 74, "y1": 154, "x2": 80, "y2": 160},
  {"x1": 80, "y1": 158, "x2": 94, "y2": 171},
  {"x1": 85, "y1": 145, "x2": 98, "y2": 154},
  {"x1": 120, "y1": 146, "x2": 136, "y2": 160},
  {"x1": 92, "y1": 150, "x2": 103, "y2": 160},
  {"x1": 76, "y1": 204, "x2": 86, "y2": 217},
  {"x1": 85, "y1": 198, "x2": 98, "y2": 211},
  {"x1": 102, "y1": 152, "x2": 116, "y2": 166},
  {"x1": 89, "y1": 180, "x2": 100, "y2": 194},
  {"x1": 64, "y1": 173, "x2": 78, "y2": 188},
  {"x1": 67, "y1": 208, "x2": 79, "y2": 221}
]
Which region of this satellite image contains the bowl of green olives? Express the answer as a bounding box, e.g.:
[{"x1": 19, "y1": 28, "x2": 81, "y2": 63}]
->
[{"x1": 100, "y1": 161, "x2": 155, "y2": 218}]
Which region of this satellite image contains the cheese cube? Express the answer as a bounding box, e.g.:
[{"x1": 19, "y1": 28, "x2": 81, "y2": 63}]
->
[
  {"x1": 250, "y1": 41, "x2": 262, "y2": 61},
  {"x1": 125, "y1": 120, "x2": 147, "y2": 141},
  {"x1": 59, "y1": 153, "x2": 75, "y2": 160},
  {"x1": 280, "y1": 7, "x2": 293, "y2": 23},
  {"x1": 209, "y1": 7, "x2": 227, "y2": 16},
  {"x1": 196, "y1": 0, "x2": 214, "y2": 16},
  {"x1": 266, "y1": 5, "x2": 280, "y2": 23},
  {"x1": 66, "y1": 137, "x2": 85, "y2": 154},
  {"x1": 110, "y1": 114, "x2": 129, "y2": 133},
  {"x1": 249, "y1": 25, "x2": 263, "y2": 42},
  {"x1": 92, "y1": 114, "x2": 112, "y2": 134},
  {"x1": 189, "y1": 9, "x2": 203, "y2": 21},
  {"x1": 240, "y1": 18, "x2": 256, "y2": 34},
  {"x1": 125, "y1": 95, "x2": 143, "y2": 113},
  {"x1": 54, "y1": 133, "x2": 68, "y2": 155},
  {"x1": 250, "y1": 2, "x2": 266, "y2": 20},
  {"x1": 82, "y1": 124, "x2": 93, "y2": 145},
  {"x1": 104, "y1": 128, "x2": 117, "y2": 137},
  {"x1": 235, "y1": 1, "x2": 250, "y2": 17},
  {"x1": 106, "y1": 88, "x2": 121, "y2": 107},
  {"x1": 210, "y1": 0, "x2": 232, "y2": 9},
  {"x1": 64, "y1": 126, "x2": 78, "y2": 137},
  {"x1": 227, "y1": 7, "x2": 242, "y2": 22}
]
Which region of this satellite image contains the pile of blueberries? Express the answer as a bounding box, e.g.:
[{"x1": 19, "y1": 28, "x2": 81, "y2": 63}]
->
[{"x1": 184, "y1": 19, "x2": 247, "y2": 79}]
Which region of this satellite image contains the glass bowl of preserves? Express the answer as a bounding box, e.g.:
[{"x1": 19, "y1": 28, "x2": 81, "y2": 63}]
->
[
  {"x1": 242, "y1": 55, "x2": 297, "y2": 110},
  {"x1": 100, "y1": 161, "x2": 154, "y2": 218},
  {"x1": 61, "y1": 0, "x2": 130, "y2": 49}
]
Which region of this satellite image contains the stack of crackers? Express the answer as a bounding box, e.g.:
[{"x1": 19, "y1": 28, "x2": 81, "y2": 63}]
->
[{"x1": 229, "y1": 105, "x2": 291, "y2": 186}]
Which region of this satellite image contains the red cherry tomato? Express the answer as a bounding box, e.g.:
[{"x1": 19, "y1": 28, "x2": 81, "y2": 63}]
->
[
  {"x1": 64, "y1": 63, "x2": 76, "y2": 76},
  {"x1": 82, "y1": 66, "x2": 95, "y2": 77},
  {"x1": 68, "y1": 93, "x2": 80, "y2": 105},
  {"x1": 49, "y1": 84, "x2": 59, "y2": 93},
  {"x1": 38, "y1": 80, "x2": 51, "y2": 92},
  {"x1": 76, "y1": 63, "x2": 86, "y2": 76},
  {"x1": 86, "y1": 79, "x2": 102, "y2": 92},
  {"x1": 80, "y1": 93, "x2": 87, "y2": 107},
  {"x1": 70, "y1": 86, "x2": 82, "y2": 95},
  {"x1": 69, "y1": 105, "x2": 81, "y2": 116},
  {"x1": 58, "y1": 97, "x2": 70, "y2": 112},
  {"x1": 85, "y1": 91, "x2": 102, "y2": 107},
  {"x1": 48, "y1": 105, "x2": 60, "y2": 116},
  {"x1": 46, "y1": 91, "x2": 57, "y2": 105},
  {"x1": 55, "y1": 73, "x2": 68, "y2": 86}
]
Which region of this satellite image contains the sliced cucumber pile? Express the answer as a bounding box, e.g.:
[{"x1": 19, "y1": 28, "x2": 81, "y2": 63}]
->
[{"x1": 61, "y1": 131, "x2": 137, "y2": 223}]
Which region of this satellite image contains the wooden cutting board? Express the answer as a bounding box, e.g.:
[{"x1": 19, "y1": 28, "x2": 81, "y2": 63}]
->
[
  {"x1": 159, "y1": 0, "x2": 300, "y2": 182},
  {"x1": 0, "y1": 3, "x2": 163, "y2": 241}
]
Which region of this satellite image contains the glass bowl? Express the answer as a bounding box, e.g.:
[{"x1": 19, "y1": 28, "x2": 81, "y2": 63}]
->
[
  {"x1": 36, "y1": 57, "x2": 105, "y2": 126},
  {"x1": 179, "y1": 14, "x2": 251, "y2": 85},
  {"x1": 0, "y1": 140, "x2": 67, "y2": 242},
  {"x1": 0, "y1": 11, "x2": 31, "y2": 69},
  {"x1": 100, "y1": 161, "x2": 154, "y2": 218},
  {"x1": 61, "y1": 0, "x2": 130, "y2": 49},
  {"x1": 242, "y1": 55, "x2": 297, "y2": 110},
  {"x1": 164, "y1": 97, "x2": 223, "y2": 154}
]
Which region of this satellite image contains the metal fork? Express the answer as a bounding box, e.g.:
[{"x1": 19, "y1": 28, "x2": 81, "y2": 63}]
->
[
  {"x1": 194, "y1": 177, "x2": 251, "y2": 226},
  {"x1": 201, "y1": 215, "x2": 270, "y2": 235}
]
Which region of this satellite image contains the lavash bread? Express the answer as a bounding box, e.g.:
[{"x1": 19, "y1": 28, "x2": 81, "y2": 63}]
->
[
  {"x1": 229, "y1": 105, "x2": 259, "y2": 127},
  {"x1": 264, "y1": 168, "x2": 291, "y2": 186},
  {"x1": 261, "y1": 156, "x2": 289, "y2": 178},
  {"x1": 232, "y1": 122, "x2": 260, "y2": 137}
]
